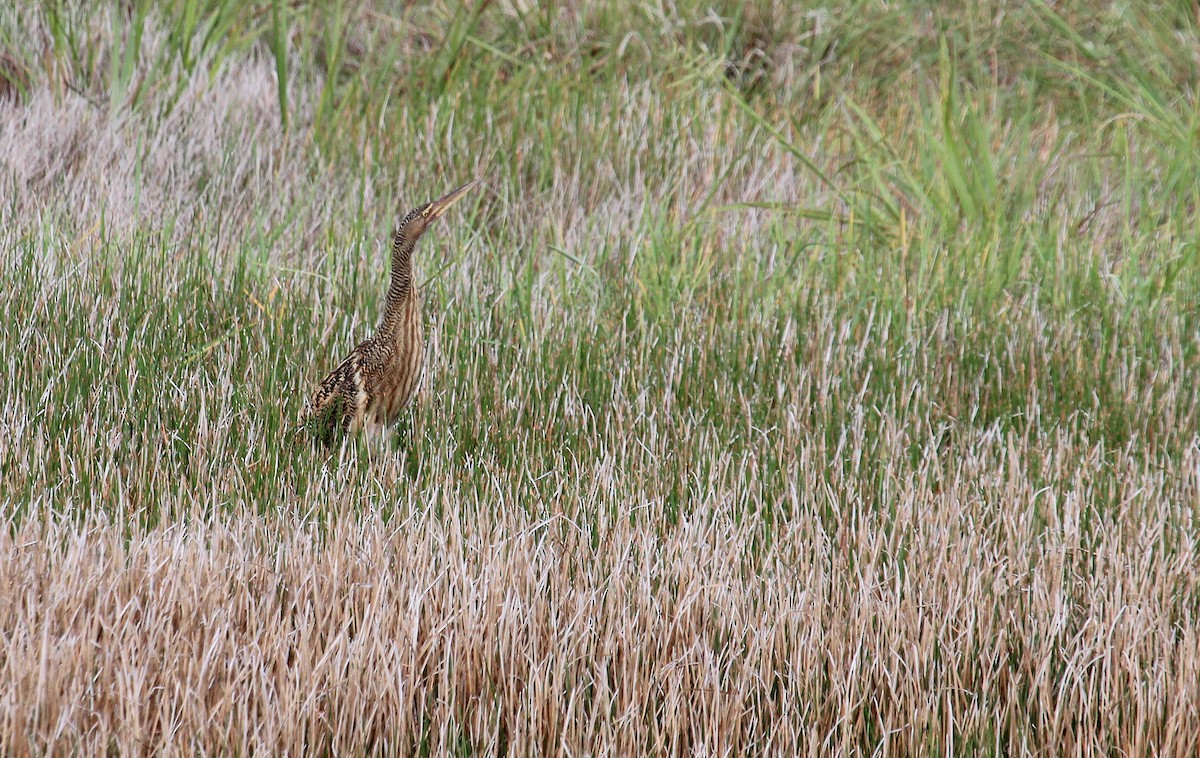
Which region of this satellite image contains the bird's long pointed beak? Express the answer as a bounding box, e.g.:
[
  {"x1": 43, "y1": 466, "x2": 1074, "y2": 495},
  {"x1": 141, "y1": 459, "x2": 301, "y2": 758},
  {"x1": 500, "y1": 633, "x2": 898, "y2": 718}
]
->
[{"x1": 424, "y1": 180, "x2": 481, "y2": 221}]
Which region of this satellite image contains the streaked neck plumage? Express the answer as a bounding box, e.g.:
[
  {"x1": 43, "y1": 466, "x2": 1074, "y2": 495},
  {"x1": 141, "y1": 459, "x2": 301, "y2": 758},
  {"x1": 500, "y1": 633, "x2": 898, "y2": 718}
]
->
[{"x1": 377, "y1": 210, "x2": 424, "y2": 339}]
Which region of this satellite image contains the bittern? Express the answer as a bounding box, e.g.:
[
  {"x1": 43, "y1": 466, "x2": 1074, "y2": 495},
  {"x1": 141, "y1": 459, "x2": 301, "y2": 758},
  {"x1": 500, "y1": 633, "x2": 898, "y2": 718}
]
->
[{"x1": 304, "y1": 180, "x2": 480, "y2": 445}]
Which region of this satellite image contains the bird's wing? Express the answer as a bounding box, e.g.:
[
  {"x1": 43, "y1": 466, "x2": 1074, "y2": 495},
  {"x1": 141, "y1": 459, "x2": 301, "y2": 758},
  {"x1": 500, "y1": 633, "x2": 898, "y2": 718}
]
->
[{"x1": 304, "y1": 350, "x2": 367, "y2": 445}]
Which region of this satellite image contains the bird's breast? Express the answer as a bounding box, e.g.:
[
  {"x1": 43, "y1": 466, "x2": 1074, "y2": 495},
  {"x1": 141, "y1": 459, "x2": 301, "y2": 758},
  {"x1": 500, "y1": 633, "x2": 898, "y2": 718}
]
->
[{"x1": 366, "y1": 306, "x2": 424, "y2": 426}]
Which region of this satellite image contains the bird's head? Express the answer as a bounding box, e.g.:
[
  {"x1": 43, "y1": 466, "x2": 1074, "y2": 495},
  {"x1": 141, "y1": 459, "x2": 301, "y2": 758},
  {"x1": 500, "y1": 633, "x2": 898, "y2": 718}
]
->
[{"x1": 401, "y1": 180, "x2": 481, "y2": 238}]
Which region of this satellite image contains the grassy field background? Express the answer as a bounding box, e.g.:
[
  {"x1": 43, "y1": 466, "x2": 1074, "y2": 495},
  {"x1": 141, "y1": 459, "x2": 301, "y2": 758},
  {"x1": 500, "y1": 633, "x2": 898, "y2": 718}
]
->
[{"x1": 2, "y1": 0, "x2": 1199, "y2": 753}]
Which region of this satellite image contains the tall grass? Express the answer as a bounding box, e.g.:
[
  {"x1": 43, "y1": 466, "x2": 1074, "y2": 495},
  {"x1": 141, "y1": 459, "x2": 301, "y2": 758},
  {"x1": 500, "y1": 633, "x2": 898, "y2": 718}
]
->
[{"x1": 1, "y1": 0, "x2": 1198, "y2": 753}]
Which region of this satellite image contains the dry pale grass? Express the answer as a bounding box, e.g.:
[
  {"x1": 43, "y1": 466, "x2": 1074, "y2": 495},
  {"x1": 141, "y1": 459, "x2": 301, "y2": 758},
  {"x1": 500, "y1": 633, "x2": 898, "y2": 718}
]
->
[
  {"x1": 2, "y1": 2, "x2": 1200, "y2": 755},
  {"x1": 3, "y1": 433, "x2": 1199, "y2": 755}
]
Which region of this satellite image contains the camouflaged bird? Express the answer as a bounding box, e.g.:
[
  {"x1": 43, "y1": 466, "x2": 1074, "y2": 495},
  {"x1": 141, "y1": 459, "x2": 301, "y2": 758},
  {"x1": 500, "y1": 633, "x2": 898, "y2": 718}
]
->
[{"x1": 304, "y1": 180, "x2": 480, "y2": 446}]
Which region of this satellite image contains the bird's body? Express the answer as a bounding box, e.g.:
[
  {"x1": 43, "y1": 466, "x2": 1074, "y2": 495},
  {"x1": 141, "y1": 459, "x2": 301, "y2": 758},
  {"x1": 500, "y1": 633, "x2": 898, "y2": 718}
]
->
[{"x1": 305, "y1": 181, "x2": 478, "y2": 445}]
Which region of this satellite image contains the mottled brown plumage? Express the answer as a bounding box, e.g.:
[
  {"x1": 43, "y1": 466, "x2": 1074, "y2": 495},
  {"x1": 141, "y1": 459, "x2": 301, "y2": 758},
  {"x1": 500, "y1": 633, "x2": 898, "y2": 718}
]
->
[{"x1": 305, "y1": 180, "x2": 479, "y2": 445}]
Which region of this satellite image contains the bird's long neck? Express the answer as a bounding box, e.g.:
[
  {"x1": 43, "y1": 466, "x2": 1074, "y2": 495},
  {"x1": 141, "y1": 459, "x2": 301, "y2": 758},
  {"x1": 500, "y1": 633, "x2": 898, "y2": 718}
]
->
[{"x1": 377, "y1": 221, "x2": 420, "y2": 338}]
